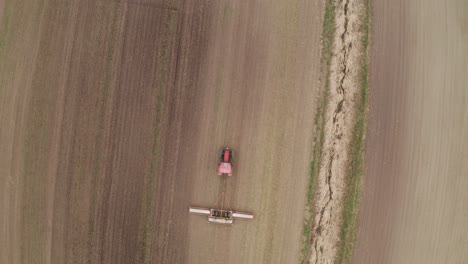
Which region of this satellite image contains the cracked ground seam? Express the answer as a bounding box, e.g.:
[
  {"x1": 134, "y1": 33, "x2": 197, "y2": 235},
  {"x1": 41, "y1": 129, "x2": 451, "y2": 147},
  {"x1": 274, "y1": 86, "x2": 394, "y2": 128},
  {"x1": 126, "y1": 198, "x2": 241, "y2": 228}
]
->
[{"x1": 309, "y1": 0, "x2": 366, "y2": 262}]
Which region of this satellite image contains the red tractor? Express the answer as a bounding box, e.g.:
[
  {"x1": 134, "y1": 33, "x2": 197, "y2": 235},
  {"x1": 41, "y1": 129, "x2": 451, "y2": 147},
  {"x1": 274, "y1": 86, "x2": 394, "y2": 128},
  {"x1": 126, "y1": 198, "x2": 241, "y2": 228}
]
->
[{"x1": 217, "y1": 148, "x2": 233, "y2": 176}]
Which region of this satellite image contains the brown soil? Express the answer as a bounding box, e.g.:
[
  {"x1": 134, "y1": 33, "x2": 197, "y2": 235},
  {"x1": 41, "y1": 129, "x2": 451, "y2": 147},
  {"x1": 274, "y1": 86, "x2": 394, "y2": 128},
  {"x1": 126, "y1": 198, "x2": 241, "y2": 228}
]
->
[
  {"x1": 353, "y1": 0, "x2": 468, "y2": 263},
  {"x1": 0, "y1": 0, "x2": 324, "y2": 263}
]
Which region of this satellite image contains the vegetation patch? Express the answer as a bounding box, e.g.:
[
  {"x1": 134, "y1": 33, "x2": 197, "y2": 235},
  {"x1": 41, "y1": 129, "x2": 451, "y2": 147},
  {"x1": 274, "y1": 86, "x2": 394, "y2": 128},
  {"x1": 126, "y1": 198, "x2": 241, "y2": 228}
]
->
[
  {"x1": 300, "y1": 0, "x2": 371, "y2": 262},
  {"x1": 299, "y1": 0, "x2": 336, "y2": 262},
  {"x1": 335, "y1": 0, "x2": 370, "y2": 263}
]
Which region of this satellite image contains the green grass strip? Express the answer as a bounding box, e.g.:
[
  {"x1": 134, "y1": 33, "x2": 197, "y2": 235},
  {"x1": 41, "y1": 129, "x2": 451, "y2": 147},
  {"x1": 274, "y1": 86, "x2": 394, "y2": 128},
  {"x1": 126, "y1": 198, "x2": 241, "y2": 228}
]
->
[
  {"x1": 335, "y1": 0, "x2": 370, "y2": 263},
  {"x1": 299, "y1": 0, "x2": 336, "y2": 263}
]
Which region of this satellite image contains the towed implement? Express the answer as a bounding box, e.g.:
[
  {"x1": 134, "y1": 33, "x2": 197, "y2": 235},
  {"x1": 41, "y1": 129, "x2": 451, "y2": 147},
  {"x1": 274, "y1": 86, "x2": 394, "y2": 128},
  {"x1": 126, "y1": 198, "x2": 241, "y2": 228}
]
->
[{"x1": 189, "y1": 192, "x2": 254, "y2": 224}]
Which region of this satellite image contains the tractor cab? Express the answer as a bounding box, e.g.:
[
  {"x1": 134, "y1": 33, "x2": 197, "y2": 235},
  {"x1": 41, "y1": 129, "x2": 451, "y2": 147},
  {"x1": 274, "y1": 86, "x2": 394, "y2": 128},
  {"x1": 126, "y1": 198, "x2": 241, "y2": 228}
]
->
[{"x1": 218, "y1": 148, "x2": 233, "y2": 176}]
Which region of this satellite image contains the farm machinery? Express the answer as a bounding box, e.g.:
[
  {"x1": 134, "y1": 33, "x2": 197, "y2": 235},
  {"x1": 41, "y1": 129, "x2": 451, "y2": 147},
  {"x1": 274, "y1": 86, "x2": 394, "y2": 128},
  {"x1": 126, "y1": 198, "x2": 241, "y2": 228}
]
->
[
  {"x1": 217, "y1": 148, "x2": 233, "y2": 176},
  {"x1": 189, "y1": 192, "x2": 254, "y2": 224},
  {"x1": 188, "y1": 147, "x2": 255, "y2": 224}
]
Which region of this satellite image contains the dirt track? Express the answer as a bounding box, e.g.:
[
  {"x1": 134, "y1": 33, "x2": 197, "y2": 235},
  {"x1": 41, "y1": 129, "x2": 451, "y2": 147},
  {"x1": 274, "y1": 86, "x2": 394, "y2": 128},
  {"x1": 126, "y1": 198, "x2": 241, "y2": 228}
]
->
[
  {"x1": 353, "y1": 0, "x2": 468, "y2": 263},
  {"x1": 0, "y1": 0, "x2": 323, "y2": 263}
]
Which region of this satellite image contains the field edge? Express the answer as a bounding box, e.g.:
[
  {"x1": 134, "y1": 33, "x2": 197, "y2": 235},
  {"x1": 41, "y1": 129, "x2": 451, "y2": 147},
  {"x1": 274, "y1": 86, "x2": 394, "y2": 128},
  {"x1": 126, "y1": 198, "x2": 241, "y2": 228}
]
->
[
  {"x1": 334, "y1": 0, "x2": 371, "y2": 262},
  {"x1": 299, "y1": 0, "x2": 336, "y2": 262}
]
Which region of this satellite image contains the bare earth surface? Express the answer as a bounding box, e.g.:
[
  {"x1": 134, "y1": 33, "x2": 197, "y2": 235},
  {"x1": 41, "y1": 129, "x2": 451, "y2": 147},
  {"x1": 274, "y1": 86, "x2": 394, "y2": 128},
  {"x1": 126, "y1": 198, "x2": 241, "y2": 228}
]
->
[
  {"x1": 0, "y1": 0, "x2": 323, "y2": 263},
  {"x1": 353, "y1": 0, "x2": 468, "y2": 263}
]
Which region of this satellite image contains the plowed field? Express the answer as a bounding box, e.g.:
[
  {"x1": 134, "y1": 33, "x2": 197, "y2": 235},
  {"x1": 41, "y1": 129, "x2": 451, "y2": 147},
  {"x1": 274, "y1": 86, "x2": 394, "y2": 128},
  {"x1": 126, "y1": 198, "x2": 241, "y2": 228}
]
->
[
  {"x1": 353, "y1": 0, "x2": 468, "y2": 263},
  {"x1": 0, "y1": 1, "x2": 323, "y2": 263}
]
